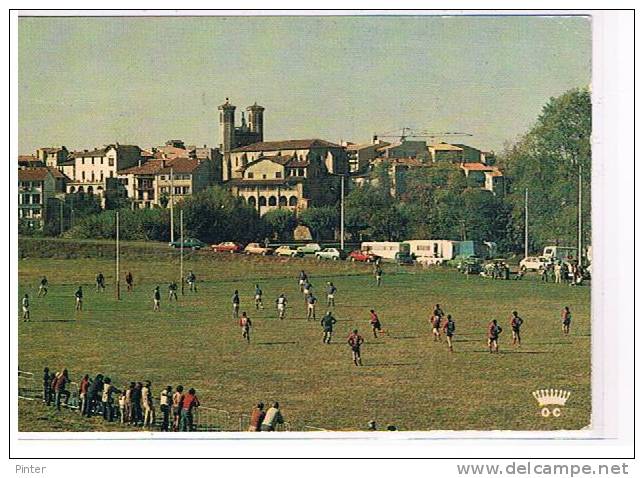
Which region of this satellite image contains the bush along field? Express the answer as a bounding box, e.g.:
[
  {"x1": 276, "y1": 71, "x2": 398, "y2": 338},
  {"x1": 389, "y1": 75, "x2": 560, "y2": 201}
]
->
[{"x1": 17, "y1": 241, "x2": 590, "y2": 432}]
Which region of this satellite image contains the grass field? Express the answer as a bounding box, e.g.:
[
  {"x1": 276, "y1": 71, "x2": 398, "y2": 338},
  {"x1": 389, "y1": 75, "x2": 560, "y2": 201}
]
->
[{"x1": 17, "y1": 242, "x2": 591, "y2": 431}]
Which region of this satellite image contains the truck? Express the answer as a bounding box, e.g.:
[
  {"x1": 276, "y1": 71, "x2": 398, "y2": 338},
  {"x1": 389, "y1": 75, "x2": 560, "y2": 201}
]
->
[
  {"x1": 542, "y1": 246, "x2": 577, "y2": 262},
  {"x1": 361, "y1": 241, "x2": 412, "y2": 264},
  {"x1": 404, "y1": 240, "x2": 457, "y2": 265}
]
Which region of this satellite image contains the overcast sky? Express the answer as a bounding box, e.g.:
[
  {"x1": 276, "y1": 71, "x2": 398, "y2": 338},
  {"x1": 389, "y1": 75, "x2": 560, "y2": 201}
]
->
[{"x1": 18, "y1": 15, "x2": 591, "y2": 154}]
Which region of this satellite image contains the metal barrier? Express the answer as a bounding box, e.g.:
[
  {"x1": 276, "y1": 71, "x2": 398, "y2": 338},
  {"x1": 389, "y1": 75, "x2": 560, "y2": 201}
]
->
[
  {"x1": 18, "y1": 371, "x2": 39, "y2": 400},
  {"x1": 193, "y1": 407, "x2": 230, "y2": 432}
]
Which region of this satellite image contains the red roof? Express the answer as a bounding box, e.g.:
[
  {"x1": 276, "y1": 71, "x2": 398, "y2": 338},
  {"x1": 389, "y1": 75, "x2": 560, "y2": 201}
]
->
[
  {"x1": 120, "y1": 158, "x2": 203, "y2": 175},
  {"x1": 18, "y1": 167, "x2": 53, "y2": 181},
  {"x1": 231, "y1": 139, "x2": 341, "y2": 153},
  {"x1": 46, "y1": 166, "x2": 70, "y2": 180},
  {"x1": 460, "y1": 163, "x2": 496, "y2": 171}
]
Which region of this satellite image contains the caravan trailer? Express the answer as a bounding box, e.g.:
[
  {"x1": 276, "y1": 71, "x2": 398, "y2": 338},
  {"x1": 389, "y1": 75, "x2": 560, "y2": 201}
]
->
[
  {"x1": 361, "y1": 242, "x2": 411, "y2": 263},
  {"x1": 404, "y1": 240, "x2": 457, "y2": 265}
]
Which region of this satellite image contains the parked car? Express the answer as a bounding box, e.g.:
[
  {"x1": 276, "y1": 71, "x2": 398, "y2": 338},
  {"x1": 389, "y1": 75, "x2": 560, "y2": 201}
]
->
[
  {"x1": 211, "y1": 241, "x2": 243, "y2": 253},
  {"x1": 315, "y1": 248, "x2": 346, "y2": 261},
  {"x1": 170, "y1": 238, "x2": 207, "y2": 250},
  {"x1": 297, "y1": 243, "x2": 322, "y2": 255},
  {"x1": 348, "y1": 250, "x2": 380, "y2": 263},
  {"x1": 456, "y1": 257, "x2": 483, "y2": 275},
  {"x1": 519, "y1": 256, "x2": 548, "y2": 271},
  {"x1": 244, "y1": 243, "x2": 274, "y2": 256},
  {"x1": 275, "y1": 245, "x2": 303, "y2": 257}
]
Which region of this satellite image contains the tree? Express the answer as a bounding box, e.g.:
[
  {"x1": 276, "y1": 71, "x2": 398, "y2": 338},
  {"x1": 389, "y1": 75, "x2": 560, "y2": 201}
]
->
[
  {"x1": 298, "y1": 206, "x2": 338, "y2": 241},
  {"x1": 499, "y1": 88, "x2": 591, "y2": 251},
  {"x1": 263, "y1": 209, "x2": 297, "y2": 241}
]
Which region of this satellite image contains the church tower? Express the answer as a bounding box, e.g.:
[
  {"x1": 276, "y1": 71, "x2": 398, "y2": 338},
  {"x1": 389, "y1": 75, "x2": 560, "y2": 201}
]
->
[
  {"x1": 218, "y1": 98, "x2": 236, "y2": 154},
  {"x1": 247, "y1": 102, "x2": 265, "y2": 142}
]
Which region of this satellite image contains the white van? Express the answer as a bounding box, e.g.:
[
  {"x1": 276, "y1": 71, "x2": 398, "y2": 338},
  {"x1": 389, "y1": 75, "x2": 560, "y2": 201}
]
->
[
  {"x1": 404, "y1": 240, "x2": 456, "y2": 265},
  {"x1": 361, "y1": 242, "x2": 411, "y2": 263},
  {"x1": 542, "y1": 246, "x2": 577, "y2": 261}
]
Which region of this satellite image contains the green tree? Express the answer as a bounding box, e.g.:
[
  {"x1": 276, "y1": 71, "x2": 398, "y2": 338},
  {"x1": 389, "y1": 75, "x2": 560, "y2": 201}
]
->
[
  {"x1": 298, "y1": 206, "x2": 338, "y2": 241},
  {"x1": 499, "y1": 88, "x2": 591, "y2": 251},
  {"x1": 263, "y1": 209, "x2": 297, "y2": 241}
]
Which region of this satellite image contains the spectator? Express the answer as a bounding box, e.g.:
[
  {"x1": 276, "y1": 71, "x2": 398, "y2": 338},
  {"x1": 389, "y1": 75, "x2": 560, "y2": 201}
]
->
[
  {"x1": 22, "y1": 294, "x2": 30, "y2": 321},
  {"x1": 53, "y1": 369, "x2": 70, "y2": 411},
  {"x1": 180, "y1": 388, "x2": 200, "y2": 432},
  {"x1": 125, "y1": 271, "x2": 134, "y2": 292},
  {"x1": 79, "y1": 374, "x2": 90, "y2": 416},
  {"x1": 96, "y1": 272, "x2": 106, "y2": 292},
  {"x1": 42, "y1": 367, "x2": 52, "y2": 405},
  {"x1": 124, "y1": 382, "x2": 134, "y2": 425},
  {"x1": 86, "y1": 374, "x2": 104, "y2": 417},
  {"x1": 172, "y1": 385, "x2": 185, "y2": 432},
  {"x1": 101, "y1": 377, "x2": 119, "y2": 422},
  {"x1": 118, "y1": 390, "x2": 127, "y2": 424},
  {"x1": 261, "y1": 402, "x2": 284, "y2": 431},
  {"x1": 142, "y1": 381, "x2": 155, "y2": 429},
  {"x1": 75, "y1": 286, "x2": 83, "y2": 311},
  {"x1": 186, "y1": 271, "x2": 197, "y2": 292},
  {"x1": 248, "y1": 402, "x2": 265, "y2": 432},
  {"x1": 131, "y1": 382, "x2": 143, "y2": 426},
  {"x1": 160, "y1": 385, "x2": 172, "y2": 432},
  {"x1": 38, "y1": 276, "x2": 49, "y2": 297}
]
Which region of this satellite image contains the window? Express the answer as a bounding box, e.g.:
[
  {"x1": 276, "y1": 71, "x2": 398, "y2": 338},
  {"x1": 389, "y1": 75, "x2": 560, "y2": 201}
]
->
[
  {"x1": 259, "y1": 196, "x2": 267, "y2": 206},
  {"x1": 247, "y1": 172, "x2": 254, "y2": 179},
  {"x1": 275, "y1": 172, "x2": 282, "y2": 178},
  {"x1": 91, "y1": 172, "x2": 95, "y2": 182},
  {"x1": 174, "y1": 187, "x2": 181, "y2": 195},
  {"x1": 91, "y1": 158, "x2": 95, "y2": 165},
  {"x1": 100, "y1": 157, "x2": 104, "y2": 165},
  {"x1": 298, "y1": 169, "x2": 305, "y2": 177},
  {"x1": 279, "y1": 196, "x2": 287, "y2": 206},
  {"x1": 32, "y1": 194, "x2": 41, "y2": 204},
  {"x1": 289, "y1": 196, "x2": 298, "y2": 207},
  {"x1": 262, "y1": 174, "x2": 267, "y2": 179},
  {"x1": 100, "y1": 172, "x2": 104, "y2": 181},
  {"x1": 81, "y1": 158, "x2": 85, "y2": 165},
  {"x1": 108, "y1": 158, "x2": 114, "y2": 167},
  {"x1": 268, "y1": 196, "x2": 277, "y2": 206},
  {"x1": 182, "y1": 187, "x2": 190, "y2": 194},
  {"x1": 109, "y1": 171, "x2": 114, "y2": 178},
  {"x1": 82, "y1": 171, "x2": 86, "y2": 180}
]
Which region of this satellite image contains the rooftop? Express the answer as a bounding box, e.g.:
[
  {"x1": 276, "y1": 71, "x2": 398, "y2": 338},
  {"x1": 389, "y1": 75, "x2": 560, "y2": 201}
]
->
[
  {"x1": 428, "y1": 143, "x2": 463, "y2": 151},
  {"x1": 231, "y1": 139, "x2": 342, "y2": 153},
  {"x1": 18, "y1": 167, "x2": 52, "y2": 181}
]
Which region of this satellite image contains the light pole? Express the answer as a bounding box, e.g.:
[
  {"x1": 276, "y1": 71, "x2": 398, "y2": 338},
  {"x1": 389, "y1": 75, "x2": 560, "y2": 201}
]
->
[
  {"x1": 115, "y1": 211, "x2": 120, "y2": 300},
  {"x1": 524, "y1": 188, "x2": 529, "y2": 259},
  {"x1": 577, "y1": 161, "x2": 583, "y2": 265},
  {"x1": 170, "y1": 167, "x2": 175, "y2": 243},
  {"x1": 340, "y1": 174, "x2": 345, "y2": 251}
]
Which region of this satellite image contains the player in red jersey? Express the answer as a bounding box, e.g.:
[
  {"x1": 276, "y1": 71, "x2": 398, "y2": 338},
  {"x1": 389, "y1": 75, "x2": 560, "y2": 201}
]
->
[
  {"x1": 347, "y1": 329, "x2": 364, "y2": 366},
  {"x1": 369, "y1": 309, "x2": 382, "y2": 338},
  {"x1": 487, "y1": 319, "x2": 502, "y2": 353},
  {"x1": 510, "y1": 310, "x2": 524, "y2": 346}
]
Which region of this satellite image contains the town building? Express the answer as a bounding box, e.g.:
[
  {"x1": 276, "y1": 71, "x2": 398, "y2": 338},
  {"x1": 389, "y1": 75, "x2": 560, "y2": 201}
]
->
[
  {"x1": 59, "y1": 144, "x2": 142, "y2": 205},
  {"x1": 18, "y1": 155, "x2": 45, "y2": 169},
  {"x1": 18, "y1": 167, "x2": 58, "y2": 230},
  {"x1": 118, "y1": 157, "x2": 217, "y2": 209},
  {"x1": 36, "y1": 146, "x2": 69, "y2": 168},
  {"x1": 460, "y1": 163, "x2": 505, "y2": 195},
  {"x1": 218, "y1": 98, "x2": 265, "y2": 157},
  {"x1": 343, "y1": 139, "x2": 390, "y2": 173}
]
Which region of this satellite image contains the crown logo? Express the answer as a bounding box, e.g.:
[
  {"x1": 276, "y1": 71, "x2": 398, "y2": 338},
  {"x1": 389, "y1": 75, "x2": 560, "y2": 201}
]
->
[{"x1": 532, "y1": 389, "x2": 571, "y2": 407}]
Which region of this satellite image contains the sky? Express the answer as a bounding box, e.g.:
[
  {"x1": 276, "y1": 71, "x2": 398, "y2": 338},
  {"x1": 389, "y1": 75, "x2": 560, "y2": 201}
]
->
[{"x1": 18, "y1": 15, "x2": 591, "y2": 154}]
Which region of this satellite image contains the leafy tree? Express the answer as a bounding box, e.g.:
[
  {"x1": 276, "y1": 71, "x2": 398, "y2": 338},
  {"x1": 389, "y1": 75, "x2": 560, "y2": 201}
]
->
[
  {"x1": 263, "y1": 209, "x2": 297, "y2": 241},
  {"x1": 298, "y1": 206, "x2": 338, "y2": 240},
  {"x1": 499, "y1": 88, "x2": 591, "y2": 251}
]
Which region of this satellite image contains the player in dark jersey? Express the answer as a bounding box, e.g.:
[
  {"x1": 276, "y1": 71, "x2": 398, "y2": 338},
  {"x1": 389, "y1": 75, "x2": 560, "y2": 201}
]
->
[
  {"x1": 443, "y1": 315, "x2": 456, "y2": 352},
  {"x1": 153, "y1": 286, "x2": 161, "y2": 311},
  {"x1": 298, "y1": 270, "x2": 308, "y2": 292},
  {"x1": 487, "y1": 319, "x2": 502, "y2": 353},
  {"x1": 320, "y1": 311, "x2": 337, "y2": 344},
  {"x1": 369, "y1": 309, "x2": 382, "y2": 338},
  {"x1": 125, "y1": 271, "x2": 134, "y2": 292},
  {"x1": 510, "y1": 310, "x2": 524, "y2": 346},
  {"x1": 561, "y1": 306, "x2": 572, "y2": 335},
  {"x1": 254, "y1": 284, "x2": 264, "y2": 310},
  {"x1": 38, "y1": 276, "x2": 48, "y2": 297},
  {"x1": 431, "y1": 304, "x2": 444, "y2": 341},
  {"x1": 347, "y1": 329, "x2": 364, "y2": 366},
  {"x1": 232, "y1": 290, "x2": 240, "y2": 319}
]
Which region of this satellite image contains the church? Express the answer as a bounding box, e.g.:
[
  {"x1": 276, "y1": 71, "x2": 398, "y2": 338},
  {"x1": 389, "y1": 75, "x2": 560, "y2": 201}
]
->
[{"x1": 218, "y1": 99, "x2": 348, "y2": 216}]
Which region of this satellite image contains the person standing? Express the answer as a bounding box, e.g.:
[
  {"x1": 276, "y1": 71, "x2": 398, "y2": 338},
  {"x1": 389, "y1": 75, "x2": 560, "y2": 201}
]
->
[
  {"x1": 172, "y1": 385, "x2": 185, "y2": 432},
  {"x1": 96, "y1": 272, "x2": 106, "y2": 292},
  {"x1": 347, "y1": 329, "x2": 364, "y2": 366},
  {"x1": 254, "y1": 284, "x2": 264, "y2": 310},
  {"x1": 53, "y1": 369, "x2": 70, "y2": 411},
  {"x1": 124, "y1": 382, "x2": 134, "y2": 425},
  {"x1": 298, "y1": 270, "x2": 308, "y2": 292},
  {"x1": 232, "y1": 290, "x2": 240, "y2": 319},
  {"x1": 374, "y1": 265, "x2": 383, "y2": 287},
  {"x1": 443, "y1": 315, "x2": 456, "y2": 352},
  {"x1": 21, "y1": 294, "x2": 30, "y2": 321},
  {"x1": 102, "y1": 377, "x2": 118, "y2": 422},
  {"x1": 186, "y1": 271, "x2": 197, "y2": 292},
  {"x1": 510, "y1": 310, "x2": 524, "y2": 346},
  {"x1": 118, "y1": 390, "x2": 127, "y2": 424},
  {"x1": 153, "y1": 286, "x2": 161, "y2": 311},
  {"x1": 86, "y1": 374, "x2": 103, "y2": 417},
  {"x1": 320, "y1": 311, "x2": 337, "y2": 344},
  {"x1": 369, "y1": 309, "x2": 382, "y2": 338},
  {"x1": 276, "y1": 294, "x2": 287, "y2": 320},
  {"x1": 431, "y1": 313, "x2": 443, "y2": 342},
  {"x1": 326, "y1": 282, "x2": 337, "y2": 308},
  {"x1": 78, "y1": 374, "x2": 90, "y2": 416},
  {"x1": 561, "y1": 306, "x2": 572, "y2": 335},
  {"x1": 240, "y1": 312, "x2": 252, "y2": 343},
  {"x1": 554, "y1": 262, "x2": 562, "y2": 284},
  {"x1": 75, "y1": 286, "x2": 83, "y2": 312},
  {"x1": 303, "y1": 281, "x2": 313, "y2": 304},
  {"x1": 38, "y1": 276, "x2": 48, "y2": 297},
  {"x1": 125, "y1": 271, "x2": 134, "y2": 292},
  {"x1": 168, "y1": 282, "x2": 178, "y2": 301},
  {"x1": 42, "y1": 367, "x2": 52, "y2": 405},
  {"x1": 180, "y1": 388, "x2": 200, "y2": 432},
  {"x1": 142, "y1": 381, "x2": 155, "y2": 429},
  {"x1": 487, "y1": 319, "x2": 502, "y2": 354},
  {"x1": 160, "y1": 385, "x2": 172, "y2": 432},
  {"x1": 306, "y1": 294, "x2": 317, "y2": 320},
  {"x1": 131, "y1": 382, "x2": 143, "y2": 426},
  {"x1": 248, "y1": 402, "x2": 265, "y2": 432},
  {"x1": 261, "y1": 402, "x2": 284, "y2": 431}
]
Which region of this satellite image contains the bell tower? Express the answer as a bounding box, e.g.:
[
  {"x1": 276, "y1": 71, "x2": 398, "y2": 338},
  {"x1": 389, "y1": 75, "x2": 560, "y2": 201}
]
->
[
  {"x1": 218, "y1": 98, "x2": 236, "y2": 154},
  {"x1": 247, "y1": 102, "x2": 265, "y2": 142}
]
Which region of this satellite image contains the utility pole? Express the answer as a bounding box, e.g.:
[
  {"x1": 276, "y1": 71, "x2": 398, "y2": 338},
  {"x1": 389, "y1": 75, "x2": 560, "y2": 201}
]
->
[
  {"x1": 577, "y1": 163, "x2": 583, "y2": 264},
  {"x1": 170, "y1": 167, "x2": 175, "y2": 243},
  {"x1": 340, "y1": 175, "x2": 345, "y2": 251},
  {"x1": 524, "y1": 188, "x2": 529, "y2": 259},
  {"x1": 180, "y1": 209, "x2": 184, "y2": 296},
  {"x1": 116, "y1": 211, "x2": 120, "y2": 300},
  {"x1": 59, "y1": 200, "x2": 64, "y2": 235}
]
